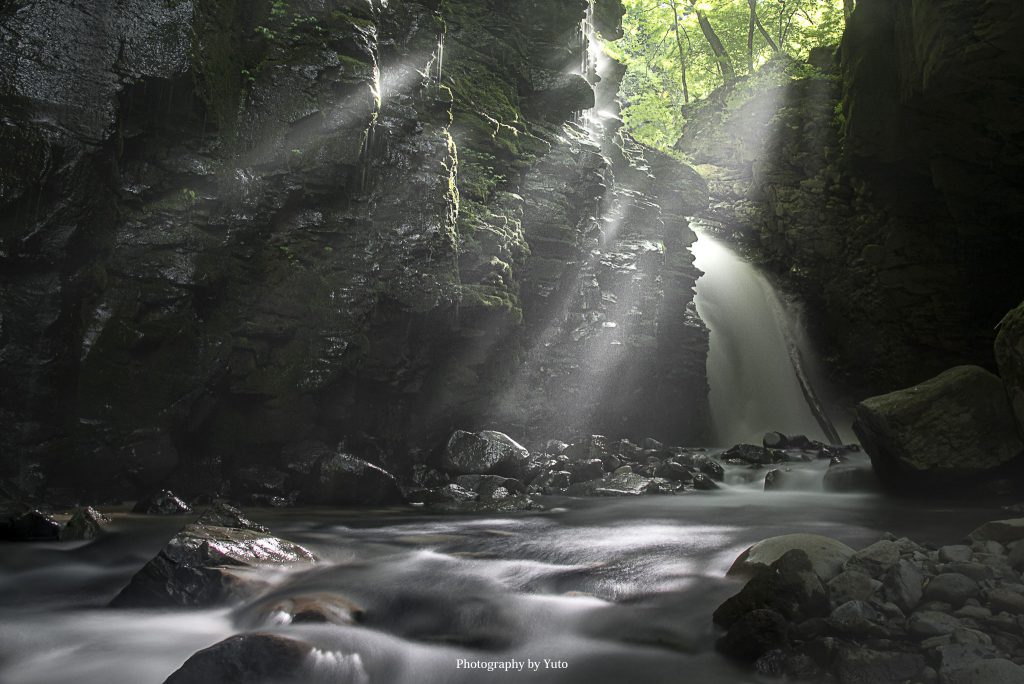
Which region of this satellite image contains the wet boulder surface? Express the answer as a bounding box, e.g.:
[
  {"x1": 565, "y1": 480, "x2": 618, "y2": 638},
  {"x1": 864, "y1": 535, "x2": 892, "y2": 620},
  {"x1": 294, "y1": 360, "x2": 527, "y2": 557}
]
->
[{"x1": 111, "y1": 517, "x2": 316, "y2": 608}]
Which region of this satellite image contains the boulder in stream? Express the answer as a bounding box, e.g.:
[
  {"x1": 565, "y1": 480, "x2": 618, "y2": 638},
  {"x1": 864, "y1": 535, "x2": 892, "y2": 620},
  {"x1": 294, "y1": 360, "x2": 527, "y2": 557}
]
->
[
  {"x1": 299, "y1": 452, "x2": 404, "y2": 507},
  {"x1": 0, "y1": 509, "x2": 60, "y2": 541},
  {"x1": 60, "y1": 506, "x2": 110, "y2": 541},
  {"x1": 133, "y1": 490, "x2": 192, "y2": 515},
  {"x1": 442, "y1": 430, "x2": 531, "y2": 479},
  {"x1": 162, "y1": 633, "x2": 367, "y2": 684},
  {"x1": 111, "y1": 522, "x2": 316, "y2": 608},
  {"x1": 729, "y1": 533, "x2": 855, "y2": 582},
  {"x1": 853, "y1": 366, "x2": 1024, "y2": 493}
]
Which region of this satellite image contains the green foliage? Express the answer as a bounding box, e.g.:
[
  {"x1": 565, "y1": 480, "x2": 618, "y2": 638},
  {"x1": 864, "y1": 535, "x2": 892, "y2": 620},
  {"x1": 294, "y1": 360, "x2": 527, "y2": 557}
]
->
[{"x1": 607, "y1": 0, "x2": 848, "y2": 151}]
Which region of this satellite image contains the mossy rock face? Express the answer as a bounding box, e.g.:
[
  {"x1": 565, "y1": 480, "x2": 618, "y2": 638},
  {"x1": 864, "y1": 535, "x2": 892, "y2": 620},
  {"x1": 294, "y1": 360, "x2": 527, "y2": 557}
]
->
[
  {"x1": 996, "y1": 300, "x2": 1024, "y2": 437},
  {"x1": 853, "y1": 366, "x2": 1024, "y2": 493}
]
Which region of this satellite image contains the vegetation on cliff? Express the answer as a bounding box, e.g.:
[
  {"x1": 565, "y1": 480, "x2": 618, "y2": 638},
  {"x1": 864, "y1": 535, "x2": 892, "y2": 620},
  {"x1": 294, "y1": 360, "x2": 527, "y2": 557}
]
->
[{"x1": 607, "y1": 0, "x2": 848, "y2": 150}]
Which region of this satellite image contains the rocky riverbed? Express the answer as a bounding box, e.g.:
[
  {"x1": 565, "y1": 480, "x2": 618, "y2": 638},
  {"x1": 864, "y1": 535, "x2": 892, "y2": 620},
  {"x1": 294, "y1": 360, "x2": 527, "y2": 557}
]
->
[{"x1": 4, "y1": 478, "x2": 1024, "y2": 684}]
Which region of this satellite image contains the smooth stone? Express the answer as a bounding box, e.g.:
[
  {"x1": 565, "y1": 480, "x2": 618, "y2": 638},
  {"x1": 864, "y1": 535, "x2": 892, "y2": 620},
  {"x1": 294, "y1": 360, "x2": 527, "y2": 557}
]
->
[
  {"x1": 828, "y1": 570, "x2": 881, "y2": 605},
  {"x1": 829, "y1": 600, "x2": 884, "y2": 637},
  {"x1": 924, "y1": 573, "x2": 979, "y2": 608},
  {"x1": 847, "y1": 540, "x2": 901, "y2": 578},
  {"x1": 729, "y1": 534, "x2": 855, "y2": 582},
  {"x1": 942, "y1": 658, "x2": 1024, "y2": 684},
  {"x1": 884, "y1": 559, "x2": 924, "y2": 613},
  {"x1": 939, "y1": 546, "x2": 974, "y2": 563},
  {"x1": 986, "y1": 587, "x2": 1024, "y2": 614},
  {"x1": 907, "y1": 610, "x2": 962, "y2": 638},
  {"x1": 970, "y1": 519, "x2": 1024, "y2": 545},
  {"x1": 162, "y1": 634, "x2": 327, "y2": 684}
]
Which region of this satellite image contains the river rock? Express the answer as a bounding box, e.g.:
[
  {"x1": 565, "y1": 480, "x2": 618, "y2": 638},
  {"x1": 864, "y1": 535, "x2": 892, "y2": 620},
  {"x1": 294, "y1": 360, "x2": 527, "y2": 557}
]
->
[
  {"x1": 237, "y1": 592, "x2": 365, "y2": 628},
  {"x1": 111, "y1": 523, "x2": 316, "y2": 608},
  {"x1": 829, "y1": 600, "x2": 885, "y2": 638},
  {"x1": 847, "y1": 540, "x2": 901, "y2": 578},
  {"x1": 883, "y1": 559, "x2": 924, "y2": 613},
  {"x1": 722, "y1": 444, "x2": 773, "y2": 465},
  {"x1": 853, "y1": 366, "x2": 1024, "y2": 492},
  {"x1": 197, "y1": 503, "x2": 268, "y2": 533},
  {"x1": 0, "y1": 509, "x2": 61, "y2": 541},
  {"x1": 594, "y1": 472, "x2": 657, "y2": 497},
  {"x1": 823, "y1": 462, "x2": 880, "y2": 493},
  {"x1": 833, "y1": 647, "x2": 925, "y2": 684},
  {"x1": 828, "y1": 570, "x2": 880, "y2": 605},
  {"x1": 133, "y1": 490, "x2": 192, "y2": 515},
  {"x1": 654, "y1": 461, "x2": 692, "y2": 482},
  {"x1": 908, "y1": 610, "x2": 962, "y2": 638},
  {"x1": 694, "y1": 455, "x2": 725, "y2": 481},
  {"x1": 163, "y1": 634, "x2": 319, "y2": 684},
  {"x1": 716, "y1": 608, "x2": 789, "y2": 662},
  {"x1": 939, "y1": 545, "x2": 974, "y2": 563},
  {"x1": 300, "y1": 452, "x2": 404, "y2": 507},
  {"x1": 923, "y1": 573, "x2": 979, "y2": 608},
  {"x1": 729, "y1": 533, "x2": 855, "y2": 581},
  {"x1": 942, "y1": 658, "x2": 1024, "y2": 684},
  {"x1": 715, "y1": 550, "x2": 830, "y2": 628},
  {"x1": 60, "y1": 506, "x2": 110, "y2": 541},
  {"x1": 570, "y1": 459, "x2": 606, "y2": 483},
  {"x1": 985, "y1": 587, "x2": 1024, "y2": 614},
  {"x1": 969, "y1": 518, "x2": 1024, "y2": 545},
  {"x1": 442, "y1": 430, "x2": 531, "y2": 479},
  {"x1": 692, "y1": 473, "x2": 720, "y2": 490}
]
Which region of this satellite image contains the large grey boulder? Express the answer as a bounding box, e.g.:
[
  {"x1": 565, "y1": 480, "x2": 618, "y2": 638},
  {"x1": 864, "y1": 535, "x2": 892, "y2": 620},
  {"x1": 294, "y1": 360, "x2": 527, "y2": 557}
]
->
[
  {"x1": 299, "y1": 452, "x2": 404, "y2": 507},
  {"x1": 728, "y1": 533, "x2": 855, "y2": 582},
  {"x1": 853, "y1": 366, "x2": 1023, "y2": 492},
  {"x1": 111, "y1": 523, "x2": 315, "y2": 608},
  {"x1": 442, "y1": 430, "x2": 531, "y2": 479}
]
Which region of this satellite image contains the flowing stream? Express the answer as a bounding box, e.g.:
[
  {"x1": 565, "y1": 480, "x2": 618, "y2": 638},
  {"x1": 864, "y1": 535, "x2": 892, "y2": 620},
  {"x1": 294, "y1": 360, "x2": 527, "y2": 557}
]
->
[
  {"x1": 0, "y1": 476, "x2": 1004, "y2": 684},
  {"x1": 691, "y1": 228, "x2": 849, "y2": 446}
]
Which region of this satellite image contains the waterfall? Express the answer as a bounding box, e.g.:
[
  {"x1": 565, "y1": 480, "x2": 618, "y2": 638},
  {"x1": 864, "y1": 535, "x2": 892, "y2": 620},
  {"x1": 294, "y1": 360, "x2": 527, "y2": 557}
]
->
[
  {"x1": 690, "y1": 228, "x2": 845, "y2": 446},
  {"x1": 436, "y1": 32, "x2": 444, "y2": 85}
]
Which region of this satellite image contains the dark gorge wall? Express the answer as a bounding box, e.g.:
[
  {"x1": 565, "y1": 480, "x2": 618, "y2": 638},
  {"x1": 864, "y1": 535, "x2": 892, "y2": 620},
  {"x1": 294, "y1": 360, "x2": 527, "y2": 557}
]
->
[
  {"x1": 678, "y1": 0, "x2": 1024, "y2": 397},
  {"x1": 0, "y1": 0, "x2": 709, "y2": 499}
]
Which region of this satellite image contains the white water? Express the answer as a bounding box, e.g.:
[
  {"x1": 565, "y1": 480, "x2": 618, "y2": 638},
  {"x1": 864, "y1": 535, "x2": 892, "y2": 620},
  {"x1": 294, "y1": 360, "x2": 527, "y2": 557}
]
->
[
  {"x1": 0, "y1": 489, "x2": 1002, "y2": 684},
  {"x1": 691, "y1": 230, "x2": 844, "y2": 446}
]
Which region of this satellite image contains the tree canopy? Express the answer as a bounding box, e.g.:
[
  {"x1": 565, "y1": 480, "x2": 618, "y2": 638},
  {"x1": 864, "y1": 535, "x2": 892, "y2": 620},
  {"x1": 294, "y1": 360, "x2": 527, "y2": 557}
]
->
[{"x1": 603, "y1": 0, "x2": 849, "y2": 151}]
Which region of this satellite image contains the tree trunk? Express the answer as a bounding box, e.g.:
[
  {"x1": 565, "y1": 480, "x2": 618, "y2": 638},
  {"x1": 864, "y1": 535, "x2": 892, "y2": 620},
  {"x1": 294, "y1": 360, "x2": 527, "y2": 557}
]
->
[
  {"x1": 747, "y1": 2, "x2": 755, "y2": 73},
  {"x1": 690, "y1": 3, "x2": 734, "y2": 82},
  {"x1": 748, "y1": 0, "x2": 779, "y2": 53},
  {"x1": 844, "y1": 0, "x2": 855, "y2": 21},
  {"x1": 671, "y1": 2, "x2": 690, "y2": 103}
]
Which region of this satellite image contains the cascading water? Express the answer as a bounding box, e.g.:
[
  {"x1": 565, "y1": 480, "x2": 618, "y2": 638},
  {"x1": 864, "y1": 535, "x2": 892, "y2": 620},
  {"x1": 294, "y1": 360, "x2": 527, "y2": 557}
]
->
[{"x1": 690, "y1": 226, "x2": 846, "y2": 447}]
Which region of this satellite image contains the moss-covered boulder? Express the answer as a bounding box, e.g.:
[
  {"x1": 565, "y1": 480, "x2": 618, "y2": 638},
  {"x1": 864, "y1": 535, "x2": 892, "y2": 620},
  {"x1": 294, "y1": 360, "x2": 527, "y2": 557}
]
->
[{"x1": 853, "y1": 366, "x2": 1024, "y2": 493}]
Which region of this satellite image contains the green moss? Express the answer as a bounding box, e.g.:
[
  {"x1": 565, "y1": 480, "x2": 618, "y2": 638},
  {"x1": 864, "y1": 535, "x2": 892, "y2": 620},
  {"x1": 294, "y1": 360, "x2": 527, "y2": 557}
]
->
[{"x1": 460, "y1": 284, "x2": 523, "y2": 324}]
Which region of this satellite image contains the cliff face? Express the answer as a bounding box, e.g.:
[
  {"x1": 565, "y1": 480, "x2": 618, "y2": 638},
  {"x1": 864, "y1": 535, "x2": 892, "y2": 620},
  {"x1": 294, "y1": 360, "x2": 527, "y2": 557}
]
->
[
  {"x1": 0, "y1": 0, "x2": 708, "y2": 499},
  {"x1": 678, "y1": 0, "x2": 1024, "y2": 396}
]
